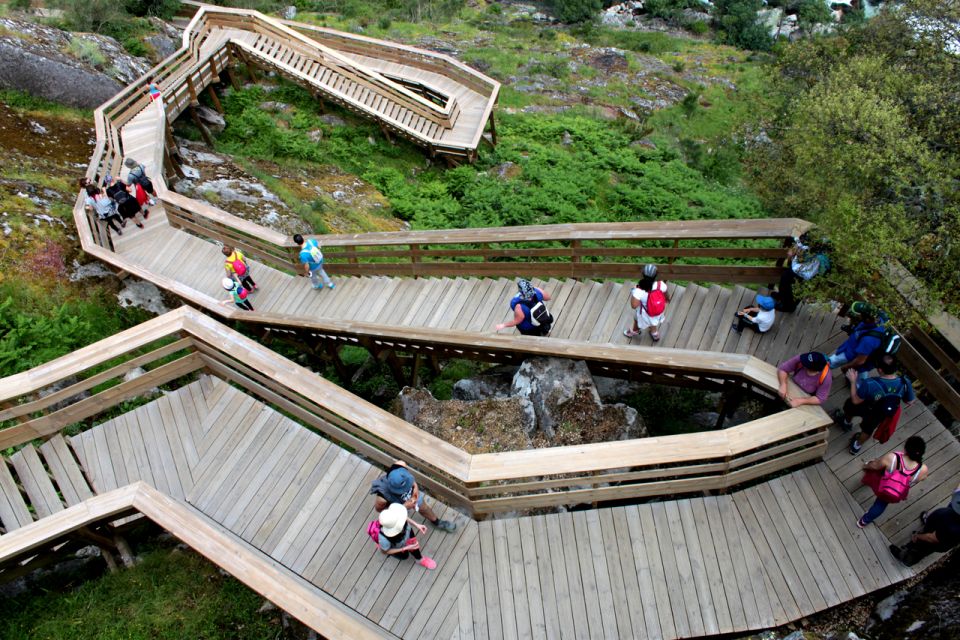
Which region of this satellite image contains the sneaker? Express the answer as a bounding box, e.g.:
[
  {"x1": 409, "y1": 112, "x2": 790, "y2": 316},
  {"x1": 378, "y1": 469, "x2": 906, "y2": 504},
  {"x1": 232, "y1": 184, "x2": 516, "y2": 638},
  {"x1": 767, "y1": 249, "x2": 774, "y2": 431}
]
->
[
  {"x1": 651, "y1": 332, "x2": 661, "y2": 342},
  {"x1": 149, "y1": 198, "x2": 157, "y2": 206},
  {"x1": 889, "y1": 544, "x2": 904, "y2": 563},
  {"x1": 312, "y1": 284, "x2": 324, "y2": 290},
  {"x1": 143, "y1": 209, "x2": 149, "y2": 219},
  {"x1": 730, "y1": 323, "x2": 742, "y2": 334},
  {"x1": 832, "y1": 409, "x2": 853, "y2": 432},
  {"x1": 623, "y1": 329, "x2": 639, "y2": 338},
  {"x1": 432, "y1": 519, "x2": 456, "y2": 533},
  {"x1": 418, "y1": 556, "x2": 437, "y2": 570},
  {"x1": 136, "y1": 222, "x2": 144, "y2": 228},
  {"x1": 856, "y1": 516, "x2": 868, "y2": 529},
  {"x1": 848, "y1": 436, "x2": 862, "y2": 454},
  {"x1": 920, "y1": 511, "x2": 929, "y2": 526},
  {"x1": 328, "y1": 283, "x2": 335, "y2": 289}
]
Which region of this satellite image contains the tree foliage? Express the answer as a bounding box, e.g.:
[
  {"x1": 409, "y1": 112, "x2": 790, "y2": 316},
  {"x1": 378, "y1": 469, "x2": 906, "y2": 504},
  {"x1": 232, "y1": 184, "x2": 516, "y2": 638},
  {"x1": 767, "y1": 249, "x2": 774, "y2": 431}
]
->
[
  {"x1": 551, "y1": 0, "x2": 602, "y2": 24},
  {"x1": 712, "y1": 0, "x2": 772, "y2": 51},
  {"x1": 750, "y1": 0, "x2": 960, "y2": 317}
]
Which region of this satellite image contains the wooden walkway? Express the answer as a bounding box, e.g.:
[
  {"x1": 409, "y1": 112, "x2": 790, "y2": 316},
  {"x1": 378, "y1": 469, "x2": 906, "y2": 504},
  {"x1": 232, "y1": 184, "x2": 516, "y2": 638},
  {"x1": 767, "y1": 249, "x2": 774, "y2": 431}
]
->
[{"x1": 2, "y1": 367, "x2": 955, "y2": 638}]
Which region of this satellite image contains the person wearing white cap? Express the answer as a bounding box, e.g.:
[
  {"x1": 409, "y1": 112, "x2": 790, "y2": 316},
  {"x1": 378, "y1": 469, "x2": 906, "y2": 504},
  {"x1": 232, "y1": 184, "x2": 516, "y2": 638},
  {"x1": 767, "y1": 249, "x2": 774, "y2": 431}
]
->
[
  {"x1": 220, "y1": 277, "x2": 254, "y2": 311},
  {"x1": 377, "y1": 503, "x2": 436, "y2": 570},
  {"x1": 889, "y1": 484, "x2": 960, "y2": 566}
]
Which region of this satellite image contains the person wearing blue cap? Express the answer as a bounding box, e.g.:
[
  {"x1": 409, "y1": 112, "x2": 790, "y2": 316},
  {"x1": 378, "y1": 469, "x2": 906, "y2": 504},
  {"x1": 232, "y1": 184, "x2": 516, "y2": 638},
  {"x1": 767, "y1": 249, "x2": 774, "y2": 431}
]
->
[
  {"x1": 731, "y1": 294, "x2": 776, "y2": 334},
  {"x1": 370, "y1": 460, "x2": 456, "y2": 533},
  {"x1": 777, "y1": 351, "x2": 832, "y2": 407}
]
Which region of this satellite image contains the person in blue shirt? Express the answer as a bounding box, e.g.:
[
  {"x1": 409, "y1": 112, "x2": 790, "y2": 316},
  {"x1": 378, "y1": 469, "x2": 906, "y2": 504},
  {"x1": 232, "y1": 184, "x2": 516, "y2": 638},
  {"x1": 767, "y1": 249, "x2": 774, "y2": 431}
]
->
[
  {"x1": 294, "y1": 233, "x2": 334, "y2": 290},
  {"x1": 827, "y1": 305, "x2": 884, "y2": 379},
  {"x1": 495, "y1": 279, "x2": 553, "y2": 336},
  {"x1": 835, "y1": 354, "x2": 915, "y2": 454}
]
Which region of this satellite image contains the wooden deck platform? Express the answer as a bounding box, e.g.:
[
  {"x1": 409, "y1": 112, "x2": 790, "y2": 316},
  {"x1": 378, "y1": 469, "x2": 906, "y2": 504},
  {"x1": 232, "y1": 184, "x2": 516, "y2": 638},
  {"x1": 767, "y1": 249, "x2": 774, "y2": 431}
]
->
[{"x1": 4, "y1": 372, "x2": 953, "y2": 639}]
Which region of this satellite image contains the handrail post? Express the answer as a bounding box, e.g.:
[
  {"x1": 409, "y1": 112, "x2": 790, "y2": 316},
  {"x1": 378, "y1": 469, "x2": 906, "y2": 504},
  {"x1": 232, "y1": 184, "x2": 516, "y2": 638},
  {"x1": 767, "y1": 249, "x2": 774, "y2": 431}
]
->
[{"x1": 410, "y1": 243, "x2": 421, "y2": 279}]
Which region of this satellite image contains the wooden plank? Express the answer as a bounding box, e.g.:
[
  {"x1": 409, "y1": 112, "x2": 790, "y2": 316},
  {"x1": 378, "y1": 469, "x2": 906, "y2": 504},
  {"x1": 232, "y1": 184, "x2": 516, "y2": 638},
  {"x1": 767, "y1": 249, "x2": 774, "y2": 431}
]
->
[
  {"x1": 663, "y1": 500, "x2": 706, "y2": 636},
  {"x1": 91, "y1": 424, "x2": 119, "y2": 492},
  {"x1": 111, "y1": 414, "x2": 142, "y2": 486},
  {"x1": 477, "y1": 522, "x2": 504, "y2": 640},
  {"x1": 636, "y1": 503, "x2": 677, "y2": 639},
  {"x1": 143, "y1": 401, "x2": 186, "y2": 499},
  {"x1": 490, "y1": 519, "x2": 518, "y2": 640},
  {"x1": 678, "y1": 498, "x2": 723, "y2": 635},
  {"x1": 621, "y1": 505, "x2": 662, "y2": 639},
  {"x1": 465, "y1": 535, "x2": 486, "y2": 640},
  {"x1": 689, "y1": 497, "x2": 737, "y2": 633},
  {"x1": 10, "y1": 447, "x2": 63, "y2": 518},
  {"x1": 101, "y1": 419, "x2": 129, "y2": 487},
  {"x1": 597, "y1": 507, "x2": 634, "y2": 639},
  {"x1": 163, "y1": 388, "x2": 200, "y2": 471},
  {"x1": 518, "y1": 517, "x2": 547, "y2": 639},
  {"x1": 40, "y1": 435, "x2": 93, "y2": 506},
  {"x1": 530, "y1": 515, "x2": 566, "y2": 640},
  {"x1": 715, "y1": 495, "x2": 771, "y2": 627},
  {"x1": 0, "y1": 459, "x2": 33, "y2": 530}
]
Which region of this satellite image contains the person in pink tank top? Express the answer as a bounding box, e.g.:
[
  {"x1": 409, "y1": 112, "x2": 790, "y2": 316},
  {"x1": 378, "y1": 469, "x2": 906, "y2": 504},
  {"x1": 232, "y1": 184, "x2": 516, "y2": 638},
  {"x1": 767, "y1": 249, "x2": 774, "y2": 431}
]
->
[{"x1": 858, "y1": 436, "x2": 928, "y2": 528}]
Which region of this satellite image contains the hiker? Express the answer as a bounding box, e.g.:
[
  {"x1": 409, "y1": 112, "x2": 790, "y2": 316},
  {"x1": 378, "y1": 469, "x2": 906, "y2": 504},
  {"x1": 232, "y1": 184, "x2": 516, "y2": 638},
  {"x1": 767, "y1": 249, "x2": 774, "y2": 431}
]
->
[
  {"x1": 104, "y1": 175, "x2": 145, "y2": 228},
  {"x1": 731, "y1": 293, "x2": 776, "y2": 334},
  {"x1": 220, "y1": 277, "x2": 254, "y2": 311},
  {"x1": 773, "y1": 234, "x2": 828, "y2": 312},
  {"x1": 373, "y1": 503, "x2": 437, "y2": 570},
  {"x1": 776, "y1": 351, "x2": 832, "y2": 407},
  {"x1": 146, "y1": 76, "x2": 162, "y2": 102},
  {"x1": 889, "y1": 485, "x2": 960, "y2": 566},
  {"x1": 294, "y1": 233, "x2": 334, "y2": 290},
  {"x1": 858, "y1": 436, "x2": 927, "y2": 528},
  {"x1": 835, "y1": 354, "x2": 915, "y2": 454},
  {"x1": 83, "y1": 184, "x2": 124, "y2": 235},
  {"x1": 495, "y1": 279, "x2": 553, "y2": 336},
  {"x1": 370, "y1": 461, "x2": 456, "y2": 533},
  {"x1": 624, "y1": 264, "x2": 669, "y2": 342},
  {"x1": 826, "y1": 305, "x2": 885, "y2": 380},
  {"x1": 124, "y1": 158, "x2": 157, "y2": 206},
  {"x1": 222, "y1": 245, "x2": 257, "y2": 292}
]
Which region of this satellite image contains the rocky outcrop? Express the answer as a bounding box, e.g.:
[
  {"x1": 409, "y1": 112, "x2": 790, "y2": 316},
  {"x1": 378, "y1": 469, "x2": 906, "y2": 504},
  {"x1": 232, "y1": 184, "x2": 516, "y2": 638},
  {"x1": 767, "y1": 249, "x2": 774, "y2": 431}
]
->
[{"x1": 0, "y1": 18, "x2": 150, "y2": 109}]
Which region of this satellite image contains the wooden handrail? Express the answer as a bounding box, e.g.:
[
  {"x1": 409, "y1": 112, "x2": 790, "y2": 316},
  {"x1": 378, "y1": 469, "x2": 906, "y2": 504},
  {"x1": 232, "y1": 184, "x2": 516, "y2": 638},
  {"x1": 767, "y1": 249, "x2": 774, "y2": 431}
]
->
[
  {"x1": 0, "y1": 483, "x2": 394, "y2": 640},
  {"x1": 0, "y1": 307, "x2": 830, "y2": 514}
]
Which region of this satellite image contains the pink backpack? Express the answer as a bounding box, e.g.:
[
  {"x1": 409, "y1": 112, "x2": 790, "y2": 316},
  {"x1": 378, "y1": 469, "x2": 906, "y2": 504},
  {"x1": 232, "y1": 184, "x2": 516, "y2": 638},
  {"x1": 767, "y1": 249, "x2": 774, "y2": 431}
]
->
[
  {"x1": 875, "y1": 452, "x2": 920, "y2": 503},
  {"x1": 367, "y1": 520, "x2": 381, "y2": 544}
]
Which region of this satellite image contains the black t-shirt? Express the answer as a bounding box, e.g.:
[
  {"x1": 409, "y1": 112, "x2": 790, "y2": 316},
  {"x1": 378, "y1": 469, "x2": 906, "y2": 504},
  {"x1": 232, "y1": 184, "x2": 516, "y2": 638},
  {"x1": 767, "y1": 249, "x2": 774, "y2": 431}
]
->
[{"x1": 927, "y1": 507, "x2": 960, "y2": 551}]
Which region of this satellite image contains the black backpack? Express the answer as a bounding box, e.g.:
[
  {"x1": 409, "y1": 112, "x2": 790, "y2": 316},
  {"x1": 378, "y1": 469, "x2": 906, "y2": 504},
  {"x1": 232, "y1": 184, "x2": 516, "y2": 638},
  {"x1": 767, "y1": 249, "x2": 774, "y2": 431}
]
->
[
  {"x1": 868, "y1": 376, "x2": 906, "y2": 420},
  {"x1": 862, "y1": 327, "x2": 902, "y2": 367},
  {"x1": 526, "y1": 299, "x2": 553, "y2": 328}
]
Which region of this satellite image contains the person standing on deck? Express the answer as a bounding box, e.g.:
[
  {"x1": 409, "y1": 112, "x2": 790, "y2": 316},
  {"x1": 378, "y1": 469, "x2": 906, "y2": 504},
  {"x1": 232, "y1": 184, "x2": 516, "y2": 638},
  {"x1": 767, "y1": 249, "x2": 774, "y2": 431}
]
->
[
  {"x1": 374, "y1": 503, "x2": 437, "y2": 570},
  {"x1": 495, "y1": 279, "x2": 553, "y2": 336},
  {"x1": 370, "y1": 461, "x2": 456, "y2": 533},
  {"x1": 776, "y1": 351, "x2": 832, "y2": 408},
  {"x1": 890, "y1": 485, "x2": 960, "y2": 566},
  {"x1": 222, "y1": 245, "x2": 257, "y2": 293},
  {"x1": 835, "y1": 354, "x2": 915, "y2": 454},
  {"x1": 294, "y1": 233, "x2": 335, "y2": 290},
  {"x1": 857, "y1": 436, "x2": 927, "y2": 528},
  {"x1": 624, "y1": 264, "x2": 669, "y2": 342}
]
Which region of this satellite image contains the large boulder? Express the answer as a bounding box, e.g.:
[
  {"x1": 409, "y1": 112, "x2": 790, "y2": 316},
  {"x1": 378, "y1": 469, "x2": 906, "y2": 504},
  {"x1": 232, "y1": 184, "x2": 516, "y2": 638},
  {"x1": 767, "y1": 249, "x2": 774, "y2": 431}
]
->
[{"x1": 0, "y1": 18, "x2": 150, "y2": 109}]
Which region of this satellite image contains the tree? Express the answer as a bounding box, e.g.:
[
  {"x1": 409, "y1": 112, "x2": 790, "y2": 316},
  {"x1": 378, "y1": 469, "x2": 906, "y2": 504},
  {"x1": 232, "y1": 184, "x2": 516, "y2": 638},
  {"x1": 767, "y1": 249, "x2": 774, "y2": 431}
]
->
[
  {"x1": 749, "y1": 0, "x2": 960, "y2": 318},
  {"x1": 551, "y1": 0, "x2": 602, "y2": 24},
  {"x1": 124, "y1": 0, "x2": 182, "y2": 19},
  {"x1": 713, "y1": 0, "x2": 773, "y2": 51}
]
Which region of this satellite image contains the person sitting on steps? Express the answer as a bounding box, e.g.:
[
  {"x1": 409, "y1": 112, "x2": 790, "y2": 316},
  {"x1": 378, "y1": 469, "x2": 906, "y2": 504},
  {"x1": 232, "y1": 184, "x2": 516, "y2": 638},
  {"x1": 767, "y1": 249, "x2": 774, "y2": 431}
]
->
[{"x1": 731, "y1": 293, "x2": 776, "y2": 334}]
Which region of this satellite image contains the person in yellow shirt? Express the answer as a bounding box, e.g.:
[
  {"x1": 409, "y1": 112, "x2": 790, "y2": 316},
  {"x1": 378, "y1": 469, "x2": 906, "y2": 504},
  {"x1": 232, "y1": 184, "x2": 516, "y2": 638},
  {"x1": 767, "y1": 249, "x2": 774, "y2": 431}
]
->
[{"x1": 222, "y1": 245, "x2": 257, "y2": 292}]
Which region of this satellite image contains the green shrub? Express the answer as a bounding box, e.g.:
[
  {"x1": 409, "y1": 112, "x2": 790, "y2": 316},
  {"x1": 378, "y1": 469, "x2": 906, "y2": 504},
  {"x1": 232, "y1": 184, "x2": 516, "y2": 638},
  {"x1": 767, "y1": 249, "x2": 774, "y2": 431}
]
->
[
  {"x1": 713, "y1": 0, "x2": 772, "y2": 51},
  {"x1": 10, "y1": 0, "x2": 32, "y2": 10},
  {"x1": 689, "y1": 19, "x2": 709, "y2": 35},
  {"x1": 53, "y1": 0, "x2": 122, "y2": 33},
  {"x1": 66, "y1": 37, "x2": 107, "y2": 68},
  {"x1": 124, "y1": 0, "x2": 181, "y2": 18},
  {"x1": 551, "y1": 0, "x2": 601, "y2": 24}
]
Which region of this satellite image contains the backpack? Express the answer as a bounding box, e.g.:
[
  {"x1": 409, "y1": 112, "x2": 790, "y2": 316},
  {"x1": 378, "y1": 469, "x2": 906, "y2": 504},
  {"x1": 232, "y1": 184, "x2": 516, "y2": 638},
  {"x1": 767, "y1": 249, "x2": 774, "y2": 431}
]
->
[
  {"x1": 303, "y1": 240, "x2": 323, "y2": 264},
  {"x1": 235, "y1": 285, "x2": 249, "y2": 301},
  {"x1": 645, "y1": 283, "x2": 666, "y2": 316},
  {"x1": 868, "y1": 376, "x2": 906, "y2": 420},
  {"x1": 367, "y1": 520, "x2": 381, "y2": 544},
  {"x1": 863, "y1": 327, "x2": 901, "y2": 365},
  {"x1": 227, "y1": 255, "x2": 247, "y2": 277},
  {"x1": 88, "y1": 194, "x2": 115, "y2": 220},
  {"x1": 875, "y1": 452, "x2": 920, "y2": 503},
  {"x1": 527, "y1": 299, "x2": 553, "y2": 328},
  {"x1": 815, "y1": 253, "x2": 831, "y2": 275}
]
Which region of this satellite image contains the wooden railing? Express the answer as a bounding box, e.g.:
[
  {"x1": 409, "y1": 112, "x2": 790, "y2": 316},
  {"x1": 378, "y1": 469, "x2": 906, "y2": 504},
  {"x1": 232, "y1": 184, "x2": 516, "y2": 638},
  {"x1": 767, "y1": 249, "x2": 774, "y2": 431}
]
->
[
  {"x1": 0, "y1": 307, "x2": 831, "y2": 516},
  {"x1": 0, "y1": 483, "x2": 392, "y2": 640}
]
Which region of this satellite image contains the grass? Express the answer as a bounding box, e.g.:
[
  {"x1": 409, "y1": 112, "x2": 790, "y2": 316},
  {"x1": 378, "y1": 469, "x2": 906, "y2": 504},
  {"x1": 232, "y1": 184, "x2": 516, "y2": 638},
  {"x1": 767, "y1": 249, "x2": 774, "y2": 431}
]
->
[
  {"x1": 0, "y1": 89, "x2": 92, "y2": 120},
  {"x1": 0, "y1": 543, "x2": 281, "y2": 640},
  {"x1": 66, "y1": 37, "x2": 107, "y2": 68}
]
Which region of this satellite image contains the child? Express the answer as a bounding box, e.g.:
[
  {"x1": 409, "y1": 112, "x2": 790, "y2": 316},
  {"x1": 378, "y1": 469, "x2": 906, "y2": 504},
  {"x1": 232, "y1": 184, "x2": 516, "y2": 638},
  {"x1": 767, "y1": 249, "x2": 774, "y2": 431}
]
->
[
  {"x1": 221, "y1": 277, "x2": 254, "y2": 311},
  {"x1": 222, "y1": 245, "x2": 257, "y2": 292},
  {"x1": 375, "y1": 503, "x2": 437, "y2": 570},
  {"x1": 624, "y1": 264, "x2": 669, "y2": 342},
  {"x1": 732, "y1": 294, "x2": 776, "y2": 334}
]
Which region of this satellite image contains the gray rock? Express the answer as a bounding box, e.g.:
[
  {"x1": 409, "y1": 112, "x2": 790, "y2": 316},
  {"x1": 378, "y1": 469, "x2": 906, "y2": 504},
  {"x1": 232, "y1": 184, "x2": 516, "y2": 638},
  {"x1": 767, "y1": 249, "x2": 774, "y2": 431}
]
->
[
  {"x1": 181, "y1": 165, "x2": 201, "y2": 180},
  {"x1": 307, "y1": 129, "x2": 323, "y2": 143},
  {"x1": 905, "y1": 620, "x2": 925, "y2": 633},
  {"x1": 510, "y1": 357, "x2": 600, "y2": 437},
  {"x1": 396, "y1": 386, "x2": 435, "y2": 423},
  {"x1": 29, "y1": 120, "x2": 47, "y2": 135},
  {"x1": 195, "y1": 105, "x2": 225, "y2": 131},
  {"x1": 875, "y1": 588, "x2": 908, "y2": 621},
  {"x1": 561, "y1": 131, "x2": 573, "y2": 146},
  {"x1": 68, "y1": 259, "x2": 114, "y2": 282},
  {"x1": 452, "y1": 367, "x2": 517, "y2": 401},
  {"x1": 258, "y1": 599, "x2": 278, "y2": 614},
  {"x1": 320, "y1": 114, "x2": 347, "y2": 127},
  {"x1": 117, "y1": 279, "x2": 169, "y2": 316},
  {"x1": 144, "y1": 34, "x2": 177, "y2": 60},
  {"x1": 283, "y1": 6, "x2": 297, "y2": 20},
  {"x1": 259, "y1": 101, "x2": 290, "y2": 112},
  {"x1": 37, "y1": 376, "x2": 90, "y2": 412},
  {"x1": 782, "y1": 632, "x2": 807, "y2": 640}
]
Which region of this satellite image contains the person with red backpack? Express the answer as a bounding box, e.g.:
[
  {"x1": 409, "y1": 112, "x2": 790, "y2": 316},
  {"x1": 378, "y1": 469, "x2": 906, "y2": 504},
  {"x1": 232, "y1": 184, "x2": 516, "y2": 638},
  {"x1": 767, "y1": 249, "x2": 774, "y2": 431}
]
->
[
  {"x1": 776, "y1": 351, "x2": 832, "y2": 407},
  {"x1": 369, "y1": 502, "x2": 436, "y2": 570},
  {"x1": 222, "y1": 245, "x2": 257, "y2": 293},
  {"x1": 836, "y1": 354, "x2": 915, "y2": 454},
  {"x1": 624, "y1": 264, "x2": 669, "y2": 342},
  {"x1": 858, "y1": 436, "x2": 927, "y2": 528},
  {"x1": 220, "y1": 277, "x2": 254, "y2": 311}
]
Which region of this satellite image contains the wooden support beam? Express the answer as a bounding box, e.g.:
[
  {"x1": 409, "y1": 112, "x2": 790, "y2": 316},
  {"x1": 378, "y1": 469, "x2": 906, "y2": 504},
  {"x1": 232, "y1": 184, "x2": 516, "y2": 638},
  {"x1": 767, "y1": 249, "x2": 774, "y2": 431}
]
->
[
  {"x1": 189, "y1": 105, "x2": 215, "y2": 147},
  {"x1": 206, "y1": 85, "x2": 224, "y2": 114},
  {"x1": 225, "y1": 65, "x2": 241, "y2": 91},
  {"x1": 488, "y1": 110, "x2": 498, "y2": 145},
  {"x1": 324, "y1": 342, "x2": 351, "y2": 383},
  {"x1": 378, "y1": 122, "x2": 395, "y2": 145}
]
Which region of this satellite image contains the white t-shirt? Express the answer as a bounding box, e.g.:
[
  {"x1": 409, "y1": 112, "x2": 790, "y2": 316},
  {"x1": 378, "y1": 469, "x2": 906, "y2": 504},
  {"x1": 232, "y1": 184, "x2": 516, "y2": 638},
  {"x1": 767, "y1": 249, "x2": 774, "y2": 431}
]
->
[
  {"x1": 632, "y1": 281, "x2": 668, "y2": 329},
  {"x1": 748, "y1": 308, "x2": 775, "y2": 332}
]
